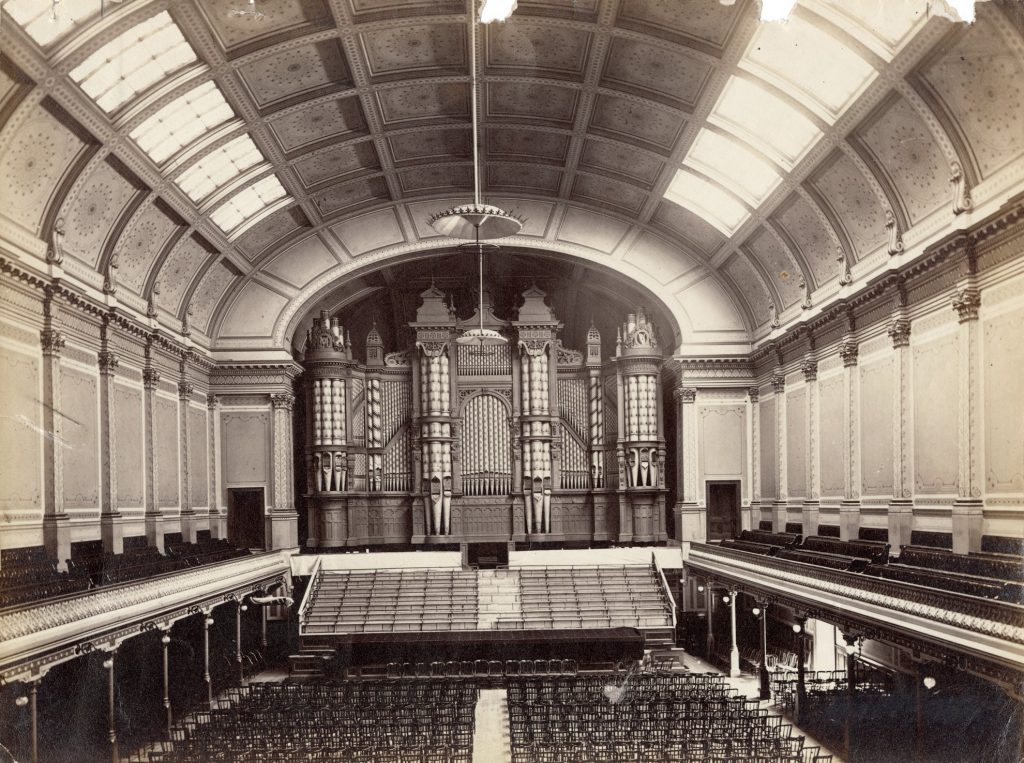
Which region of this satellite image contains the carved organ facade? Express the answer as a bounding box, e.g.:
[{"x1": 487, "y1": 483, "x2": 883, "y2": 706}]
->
[{"x1": 301, "y1": 285, "x2": 667, "y2": 548}]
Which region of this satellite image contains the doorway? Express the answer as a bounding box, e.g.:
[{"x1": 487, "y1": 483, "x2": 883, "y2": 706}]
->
[
  {"x1": 227, "y1": 488, "x2": 265, "y2": 550},
  {"x1": 467, "y1": 542, "x2": 509, "y2": 569},
  {"x1": 706, "y1": 481, "x2": 740, "y2": 541}
]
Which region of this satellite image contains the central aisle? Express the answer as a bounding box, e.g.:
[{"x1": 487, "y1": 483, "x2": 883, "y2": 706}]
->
[{"x1": 473, "y1": 688, "x2": 512, "y2": 763}]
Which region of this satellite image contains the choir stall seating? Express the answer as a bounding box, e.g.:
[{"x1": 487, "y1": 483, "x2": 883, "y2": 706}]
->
[
  {"x1": 302, "y1": 569, "x2": 480, "y2": 634},
  {"x1": 502, "y1": 566, "x2": 674, "y2": 631},
  {"x1": 148, "y1": 679, "x2": 476, "y2": 763},
  {"x1": 508, "y1": 672, "x2": 832, "y2": 763}
]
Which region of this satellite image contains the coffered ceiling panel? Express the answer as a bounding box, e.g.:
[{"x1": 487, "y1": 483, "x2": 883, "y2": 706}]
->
[
  {"x1": 578, "y1": 139, "x2": 664, "y2": 187},
  {"x1": 486, "y1": 128, "x2": 569, "y2": 164},
  {"x1": 649, "y1": 202, "x2": 727, "y2": 258},
  {"x1": 58, "y1": 156, "x2": 143, "y2": 268},
  {"x1": 589, "y1": 94, "x2": 685, "y2": 154},
  {"x1": 743, "y1": 227, "x2": 803, "y2": 309},
  {"x1": 388, "y1": 128, "x2": 471, "y2": 165},
  {"x1": 115, "y1": 199, "x2": 184, "y2": 294},
  {"x1": 190, "y1": 260, "x2": 240, "y2": 334},
  {"x1": 312, "y1": 176, "x2": 390, "y2": 215},
  {"x1": 615, "y1": 0, "x2": 745, "y2": 53},
  {"x1": 269, "y1": 96, "x2": 368, "y2": 153},
  {"x1": 600, "y1": 37, "x2": 712, "y2": 110},
  {"x1": 915, "y1": 15, "x2": 1024, "y2": 180},
  {"x1": 487, "y1": 162, "x2": 562, "y2": 194},
  {"x1": 806, "y1": 152, "x2": 887, "y2": 261},
  {"x1": 485, "y1": 19, "x2": 590, "y2": 79},
  {"x1": 722, "y1": 253, "x2": 772, "y2": 323},
  {"x1": 238, "y1": 40, "x2": 352, "y2": 111},
  {"x1": 516, "y1": 0, "x2": 599, "y2": 21},
  {"x1": 293, "y1": 141, "x2": 381, "y2": 186},
  {"x1": 234, "y1": 206, "x2": 311, "y2": 260},
  {"x1": 772, "y1": 195, "x2": 837, "y2": 289},
  {"x1": 0, "y1": 102, "x2": 92, "y2": 234},
  {"x1": 348, "y1": 0, "x2": 463, "y2": 22},
  {"x1": 376, "y1": 82, "x2": 469, "y2": 125},
  {"x1": 156, "y1": 233, "x2": 217, "y2": 314},
  {"x1": 571, "y1": 173, "x2": 647, "y2": 215},
  {"x1": 200, "y1": 0, "x2": 333, "y2": 54},
  {"x1": 485, "y1": 81, "x2": 579, "y2": 126},
  {"x1": 397, "y1": 163, "x2": 473, "y2": 194},
  {"x1": 851, "y1": 95, "x2": 948, "y2": 225},
  {"x1": 359, "y1": 24, "x2": 466, "y2": 79}
]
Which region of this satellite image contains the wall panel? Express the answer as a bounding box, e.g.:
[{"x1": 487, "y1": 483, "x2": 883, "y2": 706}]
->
[
  {"x1": 155, "y1": 396, "x2": 179, "y2": 507},
  {"x1": 699, "y1": 405, "x2": 745, "y2": 480},
  {"x1": 912, "y1": 332, "x2": 958, "y2": 494},
  {"x1": 984, "y1": 305, "x2": 1024, "y2": 494},
  {"x1": 759, "y1": 397, "x2": 777, "y2": 500},
  {"x1": 860, "y1": 358, "x2": 894, "y2": 495},
  {"x1": 189, "y1": 406, "x2": 209, "y2": 507},
  {"x1": 61, "y1": 367, "x2": 99, "y2": 508},
  {"x1": 222, "y1": 410, "x2": 270, "y2": 486},
  {"x1": 114, "y1": 383, "x2": 144, "y2": 506},
  {"x1": 0, "y1": 342, "x2": 42, "y2": 516},
  {"x1": 787, "y1": 388, "x2": 807, "y2": 498},
  {"x1": 818, "y1": 374, "x2": 844, "y2": 496}
]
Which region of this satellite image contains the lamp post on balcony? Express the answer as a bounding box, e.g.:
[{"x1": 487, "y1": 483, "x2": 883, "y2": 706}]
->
[
  {"x1": 793, "y1": 617, "x2": 808, "y2": 725},
  {"x1": 842, "y1": 633, "x2": 862, "y2": 759},
  {"x1": 725, "y1": 590, "x2": 740, "y2": 677},
  {"x1": 752, "y1": 602, "x2": 771, "y2": 700}
]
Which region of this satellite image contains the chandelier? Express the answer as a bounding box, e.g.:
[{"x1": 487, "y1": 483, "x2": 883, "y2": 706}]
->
[{"x1": 428, "y1": 0, "x2": 522, "y2": 349}]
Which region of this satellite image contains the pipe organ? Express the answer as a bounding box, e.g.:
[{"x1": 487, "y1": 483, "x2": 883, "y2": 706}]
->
[{"x1": 302, "y1": 286, "x2": 667, "y2": 549}]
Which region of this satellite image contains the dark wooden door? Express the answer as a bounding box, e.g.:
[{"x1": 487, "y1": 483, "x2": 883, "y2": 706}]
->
[
  {"x1": 228, "y1": 488, "x2": 265, "y2": 550},
  {"x1": 706, "y1": 481, "x2": 740, "y2": 541}
]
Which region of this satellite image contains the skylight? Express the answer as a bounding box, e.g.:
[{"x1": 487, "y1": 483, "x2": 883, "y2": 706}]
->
[
  {"x1": 708, "y1": 77, "x2": 822, "y2": 170},
  {"x1": 741, "y1": 11, "x2": 876, "y2": 122},
  {"x1": 175, "y1": 135, "x2": 265, "y2": 202},
  {"x1": 209, "y1": 175, "x2": 289, "y2": 236},
  {"x1": 665, "y1": 170, "x2": 749, "y2": 236},
  {"x1": 685, "y1": 130, "x2": 783, "y2": 207},
  {"x1": 69, "y1": 12, "x2": 197, "y2": 113},
  {"x1": 3, "y1": 0, "x2": 99, "y2": 47},
  {"x1": 130, "y1": 81, "x2": 235, "y2": 164}
]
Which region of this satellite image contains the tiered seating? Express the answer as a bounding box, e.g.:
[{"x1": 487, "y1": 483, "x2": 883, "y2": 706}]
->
[
  {"x1": 508, "y1": 672, "x2": 832, "y2": 763},
  {"x1": 69, "y1": 542, "x2": 190, "y2": 585},
  {"x1": 865, "y1": 545, "x2": 1024, "y2": 602},
  {"x1": 504, "y1": 566, "x2": 673, "y2": 631},
  {"x1": 775, "y1": 549, "x2": 868, "y2": 572},
  {"x1": 168, "y1": 537, "x2": 252, "y2": 567},
  {"x1": 739, "y1": 530, "x2": 801, "y2": 548},
  {"x1": 801, "y1": 536, "x2": 889, "y2": 564},
  {"x1": 0, "y1": 547, "x2": 89, "y2": 608},
  {"x1": 150, "y1": 679, "x2": 476, "y2": 763},
  {"x1": 302, "y1": 569, "x2": 479, "y2": 634}
]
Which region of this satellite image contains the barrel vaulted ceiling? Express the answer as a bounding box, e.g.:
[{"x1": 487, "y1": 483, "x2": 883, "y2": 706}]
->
[{"x1": 0, "y1": 0, "x2": 1022, "y2": 358}]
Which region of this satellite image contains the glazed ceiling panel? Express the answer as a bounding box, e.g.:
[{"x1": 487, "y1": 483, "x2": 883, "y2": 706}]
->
[{"x1": 0, "y1": 0, "x2": 1019, "y2": 351}]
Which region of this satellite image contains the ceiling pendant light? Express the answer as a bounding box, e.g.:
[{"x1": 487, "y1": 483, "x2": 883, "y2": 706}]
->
[{"x1": 429, "y1": 0, "x2": 522, "y2": 350}]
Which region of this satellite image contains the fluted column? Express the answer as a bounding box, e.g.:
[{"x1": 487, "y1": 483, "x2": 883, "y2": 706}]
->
[
  {"x1": 143, "y1": 365, "x2": 164, "y2": 552},
  {"x1": 41, "y1": 320, "x2": 71, "y2": 568},
  {"x1": 178, "y1": 381, "x2": 197, "y2": 543},
  {"x1": 674, "y1": 386, "x2": 702, "y2": 543},
  {"x1": 728, "y1": 589, "x2": 740, "y2": 678},
  {"x1": 772, "y1": 370, "x2": 788, "y2": 533},
  {"x1": 953, "y1": 284, "x2": 983, "y2": 552},
  {"x1": 268, "y1": 393, "x2": 298, "y2": 549},
  {"x1": 839, "y1": 339, "x2": 861, "y2": 541},
  {"x1": 888, "y1": 315, "x2": 913, "y2": 549},
  {"x1": 99, "y1": 348, "x2": 123, "y2": 554},
  {"x1": 801, "y1": 357, "x2": 820, "y2": 537}
]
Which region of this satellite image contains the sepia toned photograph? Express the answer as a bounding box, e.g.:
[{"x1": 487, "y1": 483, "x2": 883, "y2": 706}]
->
[{"x1": 0, "y1": 1, "x2": 1022, "y2": 761}]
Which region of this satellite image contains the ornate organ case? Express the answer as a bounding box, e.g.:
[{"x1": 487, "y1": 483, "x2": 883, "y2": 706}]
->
[{"x1": 301, "y1": 287, "x2": 668, "y2": 548}]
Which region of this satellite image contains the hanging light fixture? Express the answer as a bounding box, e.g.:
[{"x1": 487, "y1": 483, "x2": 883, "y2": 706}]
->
[{"x1": 428, "y1": 0, "x2": 523, "y2": 349}]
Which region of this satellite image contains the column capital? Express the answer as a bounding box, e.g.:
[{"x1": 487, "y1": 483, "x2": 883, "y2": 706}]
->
[
  {"x1": 98, "y1": 350, "x2": 119, "y2": 375},
  {"x1": 888, "y1": 317, "x2": 911, "y2": 348},
  {"x1": 747, "y1": 386, "x2": 759, "y2": 403},
  {"x1": 674, "y1": 386, "x2": 697, "y2": 404},
  {"x1": 206, "y1": 393, "x2": 220, "y2": 409},
  {"x1": 178, "y1": 381, "x2": 195, "y2": 399},
  {"x1": 952, "y1": 287, "x2": 981, "y2": 323},
  {"x1": 839, "y1": 340, "x2": 859, "y2": 367},
  {"x1": 801, "y1": 358, "x2": 818, "y2": 382},
  {"x1": 270, "y1": 392, "x2": 295, "y2": 410},
  {"x1": 40, "y1": 329, "x2": 65, "y2": 355},
  {"x1": 143, "y1": 367, "x2": 161, "y2": 389},
  {"x1": 771, "y1": 369, "x2": 785, "y2": 394}
]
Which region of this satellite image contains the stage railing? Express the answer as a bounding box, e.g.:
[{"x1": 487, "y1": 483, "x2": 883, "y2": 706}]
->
[
  {"x1": 652, "y1": 552, "x2": 678, "y2": 629},
  {"x1": 297, "y1": 556, "x2": 323, "y2": 635}
]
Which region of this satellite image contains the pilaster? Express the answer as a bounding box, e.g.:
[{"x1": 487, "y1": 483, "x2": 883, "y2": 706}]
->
[
  {"x1": 143, "y1": 364, "x2": 164, "y2": 553},
  {"x1": 40, "y1": 316, "x2": 70, "y2": 568},
  {"x1": 178, "y1": 380, "x2": 198, "y2": 544},
  {"x1": 98, "y1": 345, "x2": 123, "y2": 555},
  {"x1": 887, "y1": 314, "x2": 913, "y2": 550},
  {"x1": 207, "y1": 395, "x2": 225, "y2": 540},
  {"x1": 268, "y1": 392, "x2": 298, "y2": 550},
  {"x1": 746, "y1": 386, "x2": 760, "y2": 532},
  {"x1": 839, "y1": 338, "x2": 861, "y2": 542},
  {"x1": 953, "y1": 282, "x2": 983, "y2": 553},
  {"x1": 674, "y1": 386, "x2": 702, "y2": 543},
  {"x1": 801, "y1": 357, "x2": 819, "y2": 537},
  {"x1": 771, "y1": 369, "x2": 788, "y2": 533}
]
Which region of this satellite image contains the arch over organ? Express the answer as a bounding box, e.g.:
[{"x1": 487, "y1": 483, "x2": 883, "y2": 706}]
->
[{"x1": 300, "y1": 281, "x2": 670, "y2": 547}]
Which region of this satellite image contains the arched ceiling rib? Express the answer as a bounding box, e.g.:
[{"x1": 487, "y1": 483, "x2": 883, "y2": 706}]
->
[{"x1": 0, "y1": 0, "x2": 1022, "y2": 356}]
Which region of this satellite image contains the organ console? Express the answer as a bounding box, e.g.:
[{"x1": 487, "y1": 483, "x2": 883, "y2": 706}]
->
[{"x1": 301, "y1": 284, "x2": 667, "y2": 548}]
